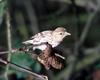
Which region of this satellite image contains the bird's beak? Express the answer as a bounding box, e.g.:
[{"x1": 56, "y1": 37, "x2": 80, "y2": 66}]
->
[{"x1": 65, "y1": 32, "x2": 71, "y2": 36}]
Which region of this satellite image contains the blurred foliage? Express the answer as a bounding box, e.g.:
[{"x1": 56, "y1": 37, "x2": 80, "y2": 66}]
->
[
  {"x1": 0, "y1": 0, "x2": 100, "y2": 80},
  {"x1": 10, "y1": 52, "x2": 41, "y2": 79},
  {"x1": 0, "y1": 0, "x2": 7, "y2": 25}
]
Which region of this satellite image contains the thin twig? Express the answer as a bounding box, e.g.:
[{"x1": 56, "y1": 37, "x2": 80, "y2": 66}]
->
[
  {"x1": 0, "y1": 51, "x2": 11, "y2": 54},
  {"x1": 23, "y1": 0, "x2": 39, "y2": 34},
  {"x1": 0, "y1": 49, "x2": 18, "y2": 55},
  {"x1": 79, "y1": 9, "x2": 99, "y2": 46},
  {"x1": 0, "y1": 58, "x2": 48, "y2": 80},
  {"x1": 62, "y1": 0, "x2": 80, "y2": 79},
  {"x1": 5, "y1": 9, "x2": 12, "y2": 80}
]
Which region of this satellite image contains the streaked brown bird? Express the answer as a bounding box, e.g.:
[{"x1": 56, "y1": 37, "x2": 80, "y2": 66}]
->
[
  {"x1": 37, "y1": 43, "x2": 65, "y2": 70},
  {"x1": 23, "y1": 27, "x2": 71, "y2": 50}
]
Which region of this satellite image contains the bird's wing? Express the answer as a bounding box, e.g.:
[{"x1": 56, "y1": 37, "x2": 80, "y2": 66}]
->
[
  {"x1": 23, "y1": 31, "x2": 52, "y2": 45},
  {"x1": 31, "y1": 31, "x2": 52, "y2": 39}
]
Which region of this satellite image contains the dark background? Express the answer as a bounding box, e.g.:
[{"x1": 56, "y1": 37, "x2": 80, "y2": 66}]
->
[{"x1": 0, "y1": 0, "x2": 100, "y2": 80}]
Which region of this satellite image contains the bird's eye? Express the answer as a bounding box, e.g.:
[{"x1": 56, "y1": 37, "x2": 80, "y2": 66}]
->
[{"x1": 59, "y1": 32, "x2": 63, "y2": 35}]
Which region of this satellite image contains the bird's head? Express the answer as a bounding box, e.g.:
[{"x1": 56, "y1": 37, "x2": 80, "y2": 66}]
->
[{"x1": 52, "y1": 27, "x2": 71, "y2": 42}]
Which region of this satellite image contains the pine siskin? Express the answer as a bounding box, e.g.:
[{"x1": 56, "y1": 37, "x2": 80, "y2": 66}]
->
[{"x1": 23, "y1": 27, "x2": 71, "y2": 50}]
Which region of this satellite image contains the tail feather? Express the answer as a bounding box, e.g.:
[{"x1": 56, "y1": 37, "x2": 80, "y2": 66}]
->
[{"x1": 22, "y1": 40, "x2": 33, "y2": 44}]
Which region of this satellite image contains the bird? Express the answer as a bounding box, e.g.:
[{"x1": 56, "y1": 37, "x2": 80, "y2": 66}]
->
[
  {"x1": 37, "y1": 43, "x2": 64, "y2": 70},
  {"x1": 22, "y1": 27, "x2": 71, "y2": 51}
]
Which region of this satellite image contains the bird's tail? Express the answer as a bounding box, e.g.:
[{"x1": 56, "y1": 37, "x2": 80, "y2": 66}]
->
[{"x1": 22, "y1": 40, "x2": 33, "y2": 45}]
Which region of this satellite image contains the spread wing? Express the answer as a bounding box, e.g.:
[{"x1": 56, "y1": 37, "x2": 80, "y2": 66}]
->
[{"x1": 22, "y1": 31, "x2": 52, "y2": 45}]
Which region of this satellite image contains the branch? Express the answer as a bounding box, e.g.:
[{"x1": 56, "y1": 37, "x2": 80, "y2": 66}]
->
[
  {"x1": 23, "y1": 0, "x2": 39, "y2": 34},
  {"x1": 0, "y1": 49, "x2": 17, "y2": 55},
  {"x1": 0, "y1": 58, "x2": 48, "y2": 80},
  {"x1": 79, "y1": 7, "x2": 100, "y2": 46},
  {"x1": 4, "y1": 9, "x2": 12, "y2": 80}
]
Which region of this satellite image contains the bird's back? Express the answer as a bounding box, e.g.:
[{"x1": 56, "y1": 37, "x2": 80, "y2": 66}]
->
[
  {"x1": 31, "y1": 31, "x2": 52, "y2": 44},
  {"x1": 23, "y1": 30, "x2": 53, "y2": 45}
]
